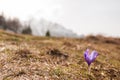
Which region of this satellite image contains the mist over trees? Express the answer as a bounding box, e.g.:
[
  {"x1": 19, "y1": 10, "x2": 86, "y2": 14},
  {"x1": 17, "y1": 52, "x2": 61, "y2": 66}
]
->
[
  {"x1": 0, "y1": 14, "x2": 32, "y2": 34},
  {"x1": 0, "y1": 13, "x2": 81, "y2": 38},
  {"x1": 46, "y1": 30, "x2": 51, "y2": 37}
]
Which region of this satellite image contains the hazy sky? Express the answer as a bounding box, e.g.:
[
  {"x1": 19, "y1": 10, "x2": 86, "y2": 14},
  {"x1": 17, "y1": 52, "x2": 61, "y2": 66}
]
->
[{"x1": 0, "y1": 0, "x2": 120, "y2": 37}]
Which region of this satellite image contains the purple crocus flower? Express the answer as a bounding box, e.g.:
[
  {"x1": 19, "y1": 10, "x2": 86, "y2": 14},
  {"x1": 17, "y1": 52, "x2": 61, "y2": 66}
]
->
[{"x1": 84, "y1": 49, "x2": 98, "y2": 66}]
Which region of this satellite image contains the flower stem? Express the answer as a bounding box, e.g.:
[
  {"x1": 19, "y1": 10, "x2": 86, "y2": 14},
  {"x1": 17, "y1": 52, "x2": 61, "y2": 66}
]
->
[{"x1": 88, "y1": 66, "x2": 91, "y2": 74}]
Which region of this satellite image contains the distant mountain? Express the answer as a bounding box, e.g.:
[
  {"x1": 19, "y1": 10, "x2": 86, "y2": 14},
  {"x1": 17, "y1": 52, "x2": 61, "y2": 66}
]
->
[
  {"x1": 29, "y1": 19, "x2": 83, "y2": 38},
  {"x1": 0, "y1": 14, "x2": 83, "y2": 38}
]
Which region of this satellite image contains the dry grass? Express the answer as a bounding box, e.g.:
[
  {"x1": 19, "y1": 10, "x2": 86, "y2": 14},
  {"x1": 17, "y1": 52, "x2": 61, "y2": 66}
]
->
[{"x1": 0, "y1": 30, "x2": 120, "y2": 80}]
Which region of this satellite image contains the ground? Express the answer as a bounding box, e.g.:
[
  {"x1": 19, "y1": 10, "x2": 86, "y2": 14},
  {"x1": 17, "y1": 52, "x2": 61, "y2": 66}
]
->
[{"x1": 0, "y1": 30, "x2": 120, "y2": 80}]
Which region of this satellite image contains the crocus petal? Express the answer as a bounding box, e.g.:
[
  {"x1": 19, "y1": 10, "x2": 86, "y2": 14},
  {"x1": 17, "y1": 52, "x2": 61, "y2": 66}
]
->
[
  {"x1": 84, "y1": 53, "x2": 90, "y2": 64},
  {"x1": 90, "y1": 51, "x2": 98, "y2": 62},
  {"x1": 84, "y1": 49, "x2": 91, "y2": 66},
  {"x1": 84, "y1": 49, "x2": 89, "y2": 58}
]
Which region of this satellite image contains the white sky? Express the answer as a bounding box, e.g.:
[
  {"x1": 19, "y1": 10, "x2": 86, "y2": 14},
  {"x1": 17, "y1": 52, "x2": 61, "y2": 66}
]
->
[{"x1": 0, "y1": 0, "x2": 120, "y2": 37}]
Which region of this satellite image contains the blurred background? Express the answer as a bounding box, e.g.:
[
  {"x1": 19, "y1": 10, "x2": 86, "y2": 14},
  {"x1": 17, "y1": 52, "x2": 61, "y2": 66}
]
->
[{"x1": 0, "y1": 0, "x2": 120, "y2": 38}]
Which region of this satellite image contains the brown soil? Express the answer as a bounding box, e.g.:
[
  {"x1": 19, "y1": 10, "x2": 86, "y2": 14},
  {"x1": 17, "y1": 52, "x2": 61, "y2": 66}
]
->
[{"x1": 0, "y1": 30, "x2": 120, "y2": 80}]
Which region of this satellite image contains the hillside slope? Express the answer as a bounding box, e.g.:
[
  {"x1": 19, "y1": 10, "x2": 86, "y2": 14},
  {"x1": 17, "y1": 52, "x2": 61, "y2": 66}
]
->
[{"x1": 0, "y1": 30, "x2": 120, "y2": 80}]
